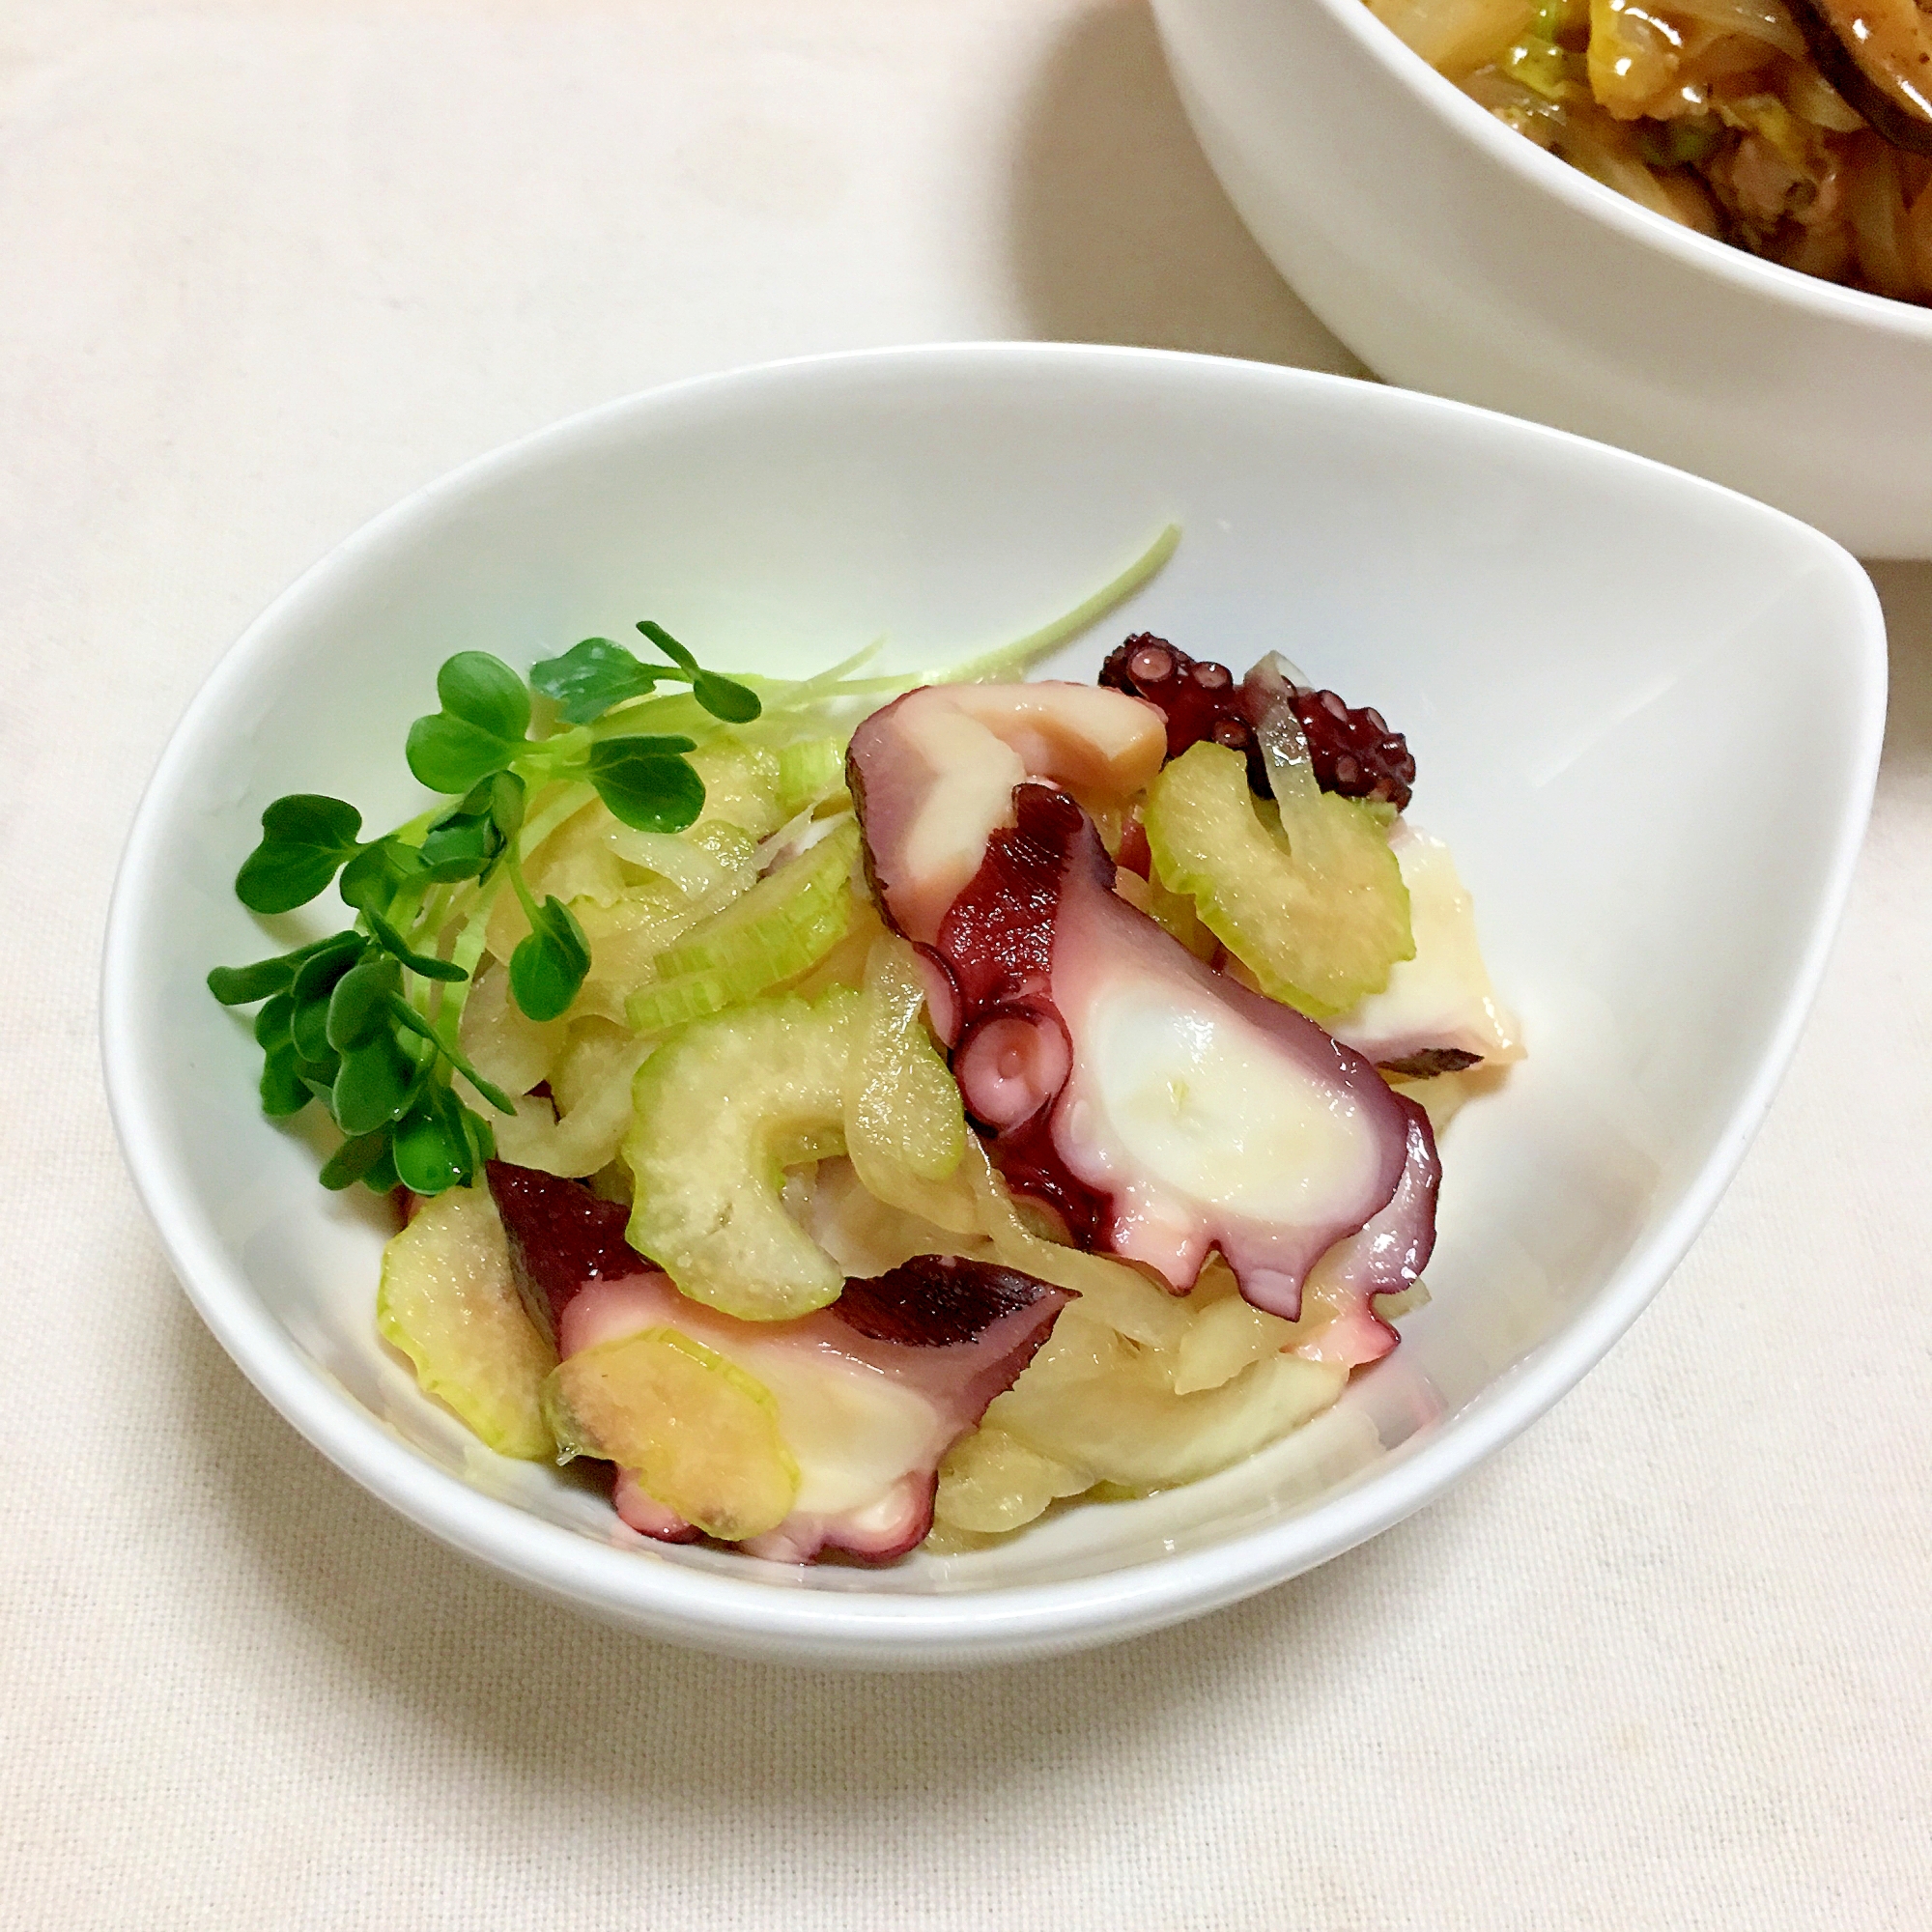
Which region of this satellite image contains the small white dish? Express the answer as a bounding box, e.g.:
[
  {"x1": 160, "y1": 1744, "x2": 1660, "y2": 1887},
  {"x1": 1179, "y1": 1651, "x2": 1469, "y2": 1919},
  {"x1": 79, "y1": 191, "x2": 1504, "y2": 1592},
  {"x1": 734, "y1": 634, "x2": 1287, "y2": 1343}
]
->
[
  {"x1": 1152, "y1": 0, "x2": 1932, "y2": 558},
  {"x1": 102, "y1": 344, "x2": 1884, "y2": 1667}
]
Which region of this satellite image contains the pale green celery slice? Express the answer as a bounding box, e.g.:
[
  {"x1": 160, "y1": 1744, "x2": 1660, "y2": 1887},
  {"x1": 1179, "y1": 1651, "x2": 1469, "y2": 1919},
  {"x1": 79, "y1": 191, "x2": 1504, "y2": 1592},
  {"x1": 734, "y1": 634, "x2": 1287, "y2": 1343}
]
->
[
  {"x1": 622, "y1": 988, "x2": 857, "y2": 1320},
  {"x1": 624, "y1": 888, "x2": 855, "y2": 1035},
  {"x1": 543, "y1": 1326, "x2": 799, "y2": 1540},
  {"x1": 1145, "y1": 741, "x2": 1412, "y2": 1019},
  {"x1": 623, "y1": 910, "x2": 849, "y2": 1034},
  {"x1": 686, "y1": 738, "x2": 785, "y2": 838},
  {"x1": 844, "y1": 932, "x2": 968, "y2": 1200},
  {"x1": 378, "y1": 1185, "x2": 555, "y2": 1459},
  {"x1": 656, "y1": 822, "x2": 860, "y2": 979},
  {"x1": 777, "y1": 736, "x2": 847, "y2": 814}
]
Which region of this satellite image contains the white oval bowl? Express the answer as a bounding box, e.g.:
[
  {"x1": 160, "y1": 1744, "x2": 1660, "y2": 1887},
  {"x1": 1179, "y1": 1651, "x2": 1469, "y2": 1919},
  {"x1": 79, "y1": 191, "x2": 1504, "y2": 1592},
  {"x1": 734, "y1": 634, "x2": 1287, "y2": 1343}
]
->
[
  {"x1": 103, "y1": 344, "x2": 1884, "y2": 1667},
  {"x1": 1151, "y1": 0, "x2": 1932, "y2": 558}
]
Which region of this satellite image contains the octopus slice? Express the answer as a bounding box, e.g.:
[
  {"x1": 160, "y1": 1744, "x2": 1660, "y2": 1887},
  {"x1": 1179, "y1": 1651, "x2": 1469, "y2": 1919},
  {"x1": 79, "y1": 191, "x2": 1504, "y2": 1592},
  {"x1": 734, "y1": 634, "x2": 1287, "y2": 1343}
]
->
[
  {"x1": 847, "y1": 681, "x2": 1166, "y2": 945},
  {"x1": 559, "y1": 1257, "x2": 1068, "y2": 1563},
  {"x1": 910, "y1": 781, "x2": 1435, "y2": 1322},
  {"x1": 486, "y1": 1158, "x2": 641, "y2": 1346},
  {"x1": 488, "y1": 1162, "x2": 1067, "y2": 1562},
  {"x1": 1289, "y1": 1104, "x2": 1440, "y2": 1369}
]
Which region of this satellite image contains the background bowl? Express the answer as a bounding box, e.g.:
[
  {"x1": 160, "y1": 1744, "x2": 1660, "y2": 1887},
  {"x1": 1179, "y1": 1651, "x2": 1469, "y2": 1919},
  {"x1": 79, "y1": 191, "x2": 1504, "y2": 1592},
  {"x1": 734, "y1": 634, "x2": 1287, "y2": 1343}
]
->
[
  {"x1": 1151, "y1": 0, "x2": 1932, "y2": 559},
  {"x1": 102, "y1": 344, "x2": 1884, "y2": 1667}
]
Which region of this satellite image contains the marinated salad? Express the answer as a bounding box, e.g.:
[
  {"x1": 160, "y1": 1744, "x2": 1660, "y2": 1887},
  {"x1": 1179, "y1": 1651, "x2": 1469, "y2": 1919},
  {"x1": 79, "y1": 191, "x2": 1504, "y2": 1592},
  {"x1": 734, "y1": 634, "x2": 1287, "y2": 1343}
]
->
[
  {"x1": 209, "y1": 534, "x2": 1520, "y2": 1565},
  {"x1": 1371, "y1": 0, "x2": 1932, "y2": 303}
]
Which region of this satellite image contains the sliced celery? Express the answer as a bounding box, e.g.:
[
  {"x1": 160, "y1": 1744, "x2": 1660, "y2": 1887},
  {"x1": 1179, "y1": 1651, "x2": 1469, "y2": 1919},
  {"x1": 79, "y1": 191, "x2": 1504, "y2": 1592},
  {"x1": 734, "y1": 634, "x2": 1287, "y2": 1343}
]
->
[
  {"x1": 844, "y1": 933, "x2": 968, "y2": 1203},
  {"x1": 623, "y1": 988, "x2": 857, "y2": 1320},
  {"x1": 377, "y1": 1186, "x2": 555, "y2": 1459},
  {"x1": 623, "y1": 886, "x2": 851, "y2": 1033},
  {"x1": 1145, "y1": 741, "x2": 1412, "y2": 1019},
  {"x1": 657, "y1": 821, "x2": 860, "y2": 980},
  {"x1": 624, "y1": 822, "x2": 860, "y2": 1032},
  {"x1": 687, "y1": 737, "x2": 785, "y2": 838},
  {"x1": 544, "y1": 1326, "x2": 798, "y2": 1541},
  {"x1": 777, "y1": 736, "x2": 847, "y2": 814}
]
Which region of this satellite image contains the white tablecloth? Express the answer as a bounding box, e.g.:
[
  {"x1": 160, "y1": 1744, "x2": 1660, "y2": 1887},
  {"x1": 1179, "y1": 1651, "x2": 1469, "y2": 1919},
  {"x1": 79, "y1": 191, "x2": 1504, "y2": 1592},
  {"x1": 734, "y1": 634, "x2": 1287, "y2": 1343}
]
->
[{"x1": 6, "y1": 3, "x2": 1928, "y2": 1924}]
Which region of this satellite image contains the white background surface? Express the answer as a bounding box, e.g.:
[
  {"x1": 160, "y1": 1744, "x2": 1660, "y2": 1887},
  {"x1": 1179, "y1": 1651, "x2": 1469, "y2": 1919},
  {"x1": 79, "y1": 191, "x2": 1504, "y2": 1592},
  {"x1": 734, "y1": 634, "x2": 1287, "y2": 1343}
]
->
[{"x1": 4, "y1": 2, "x2": 1928, "y2": 1925}]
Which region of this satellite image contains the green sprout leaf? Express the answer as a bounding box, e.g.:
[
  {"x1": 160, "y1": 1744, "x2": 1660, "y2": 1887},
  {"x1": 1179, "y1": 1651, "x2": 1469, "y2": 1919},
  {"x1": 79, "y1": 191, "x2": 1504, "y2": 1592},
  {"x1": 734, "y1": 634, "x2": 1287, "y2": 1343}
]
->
[
  {"x1": 639, "y1": 622, "x2": 760, "y2": 716},
  {"x1": 209, "y1": 932, "x2": 355, "y2": 1007},
  {"x1": 481, "y1": 768, "x2": 526, "y2": 844},
  {"x1": 253, "y1": 992, "x2": 296, "y2": 1052},
  {"x1": 529, "y1": 637, "x2": 662, "y2": 725},
  {"x1": 289, "y1": 933, "x2": 365, "y2": 997},
  {"x1": 235, "y1": 795, "x2": 364, "y2": 914},
  {"x1": 416, "y1": 771, "x2": 525, "y2": 883},
  {"x1": 291, "y1": 994, "x2": 335, "y2": 1065},
  {"x1": 509, "y1": 895, "x2": 591, "y2": 1023},
  {"x1": 635, "y1": 620, "x2": 697, "y2": 672},
  {"x1": 384, "y1": 998, "x2": 518, "y2": 1114},
  {"x1": 288, "y1": 936, "x2": 368, "y2": 1061},
  {"x1": 691, "y1": 668, "x2": 762, "y2": 724},
  {"x1": 392, "y1": 1085, "x2": 480, "y2": 1195},
  {"x1": 416, "y1": 811, "x2": 497, "y2": 881},
  {"x1": 332, "y1": 1031, "x2": 420, "y2": 1136},
  {"x1": 438, "y1": 652, "x2": 530, "y2": 742},
  {"x1": 365, "y1": 910, "x2": 469, "y2": 982},
  {"x1": 459, "y1": 1101, "x2": 497, "y2": 1174},
  {"x1": 585, "y1": 733, "x2": 703, "y2": 833},
  {"x1": 339, "y1": 838, "x2": 427, "y2": 913},
  {"x1": 297, "y1": 1057, "x2": 341, "y2": 1106},
  {"x1": 207, "y1": 958, "x2": 295, "y2": 1006},
  {"x1": 325, "y1": 954, "x2": 402, "y2": 1051},
  {"x1": 405, "y1": 654, "x2": 531, "y2": 793},
  {"x1": 405, "y1": 713, "x2": 517, "y2": 794},
  {"x1": 259, "y1": 1046, "x2": 311, "y2": 1118},
  {"x1": 319, "y1": 1128, "x2": 394, "y2": 1192},
  {"x1": 539, "y1": 624, "x2": 758, "y2": 727},
  {"x1": 361, "y1": 1144, "x2": 401, "y2": 1194}
]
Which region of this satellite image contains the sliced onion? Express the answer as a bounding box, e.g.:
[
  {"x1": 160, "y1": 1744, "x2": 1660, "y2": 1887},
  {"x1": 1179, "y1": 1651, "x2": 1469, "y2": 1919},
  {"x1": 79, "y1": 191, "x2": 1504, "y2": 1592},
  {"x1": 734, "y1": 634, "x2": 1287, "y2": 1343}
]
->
[
  {"x1": 1667, "y1": 0, "x2": 1805, "y2": 59},
  {"x1": 1848, "y1": 134, "x2": 1925, "y2": 297},
  {"x1": 1370, "y1": 0, "x2": 1536, "y2": 74}
]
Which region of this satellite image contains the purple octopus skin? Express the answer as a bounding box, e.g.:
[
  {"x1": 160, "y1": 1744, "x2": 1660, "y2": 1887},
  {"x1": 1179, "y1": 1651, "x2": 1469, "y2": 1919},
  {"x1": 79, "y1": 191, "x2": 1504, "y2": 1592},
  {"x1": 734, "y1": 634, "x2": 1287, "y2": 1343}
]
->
[
  {"x1": 903, "y1": 781, "x2": 1434, "y2": 1322},
  {"x1": 486, "y1": 1158, "x2": 646, "y2": 1346},
  {"x1": 845, "y1": 680, "x2": 1167, "y2": 947},
  {"x1": 1100, "y1": 636, "x2": 1417, "y2": 813},
  {"x1": 1294, "y1": 1099, "x2": 1440, "y2": 1369}
]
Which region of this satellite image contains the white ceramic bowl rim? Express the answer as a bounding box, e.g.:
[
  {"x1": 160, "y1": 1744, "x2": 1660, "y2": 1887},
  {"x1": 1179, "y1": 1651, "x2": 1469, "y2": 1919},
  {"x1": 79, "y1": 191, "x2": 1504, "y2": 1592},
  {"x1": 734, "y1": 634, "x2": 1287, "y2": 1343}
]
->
[
  {"x1": 101, "y1": 344, "x2": 1887, "y2": 1660},
  {"x1": 1315, "y1": 0, "x2": 1932, "y2": 341}
]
